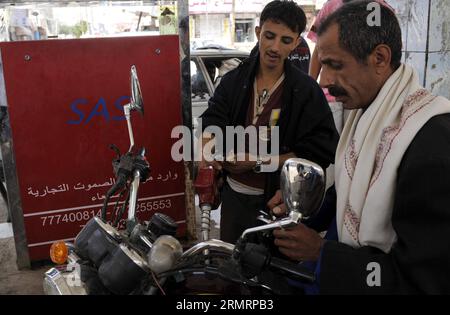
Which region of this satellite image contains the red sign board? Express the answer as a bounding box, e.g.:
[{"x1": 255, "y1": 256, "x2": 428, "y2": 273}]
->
[{"x1": 0, "y1": 36, "x2": 185, "y2": 261}]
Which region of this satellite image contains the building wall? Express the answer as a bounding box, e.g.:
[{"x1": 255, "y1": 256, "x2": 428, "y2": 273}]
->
[
  {"x1": 195, "y1": 14, "x2": 225, "y2": 40},
  {"x1": 390, "y1": 0, "x2": 449, "y2": 98},
  {"x1": 190, "y1": 3, "x2": 316, "y2": 52}
]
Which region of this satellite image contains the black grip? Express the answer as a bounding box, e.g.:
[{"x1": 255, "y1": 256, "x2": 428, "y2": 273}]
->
[
  {"x1": 101, "y1": 174, "x2": 127, "y2": 221},
  {"x1": 138, "y1": 147, "x2": 146, "y2": 157},
  {"x1": 269, "y1": 257, "x2": 316, "y2": 283}
]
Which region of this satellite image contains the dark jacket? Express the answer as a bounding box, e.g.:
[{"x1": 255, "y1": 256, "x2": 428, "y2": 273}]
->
[
  {"x1": 288, "y1": 37, "x2": 311, "y2": 74},
  {"x1": 200, "y1": 51, "x2": 339, "y2": 201},
  {"x1": 319, "y1": 113, "x2": 450, "y2": 294}
]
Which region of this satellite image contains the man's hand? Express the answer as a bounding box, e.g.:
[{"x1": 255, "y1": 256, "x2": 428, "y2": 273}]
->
[
  {"x1": 223, "y1": 160, "x2": 256, "y2": 174},
  {"x1": 267, "y1": 190, "x2": 287, "y2": 217},
  {"x1": 222, "y1": 153, "x2": 256, "y2": 174},
  {"x1": 273, "y1": 224, "x2": 325, "y2": 262},
  {"x1": 198, "y1": 159, "x2": 223, "y2": 171}
]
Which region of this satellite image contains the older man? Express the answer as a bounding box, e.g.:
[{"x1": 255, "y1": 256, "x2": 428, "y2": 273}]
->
[{"x1": 270, "y1": 1, "x2": 450, "y2": 294}]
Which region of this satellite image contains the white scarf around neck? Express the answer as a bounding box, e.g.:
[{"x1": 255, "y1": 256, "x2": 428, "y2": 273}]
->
[{"x1": 335, "y1": 64, "x2": 450, "y2": 253}]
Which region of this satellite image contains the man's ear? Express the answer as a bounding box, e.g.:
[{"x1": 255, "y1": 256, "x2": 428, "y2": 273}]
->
[
  {"x1": 255, "y1": 26, "x2": 261, "y2": 41},
  {"x1": 371, "y1": 44, "x2": 392, "y2": 74}
]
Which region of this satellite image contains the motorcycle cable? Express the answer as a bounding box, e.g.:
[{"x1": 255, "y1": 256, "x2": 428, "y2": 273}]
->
[
  {"x1": 150, "y1": 270, "x2": 166, "y2": 295},
  {"x1": 112, "y1": 185, "x2": 130, "y2": 228},
  {"x1": 100, "y1": 174, "x2": 127, "y2": 221}
]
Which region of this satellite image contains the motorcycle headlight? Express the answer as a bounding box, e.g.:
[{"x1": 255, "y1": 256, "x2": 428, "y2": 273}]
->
[{"x1": 148, "y1": 235, "x2": 183, "y2": 274}]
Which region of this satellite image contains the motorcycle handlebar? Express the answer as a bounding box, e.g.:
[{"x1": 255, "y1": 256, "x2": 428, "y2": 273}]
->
[
  {"x1": 237, "y1": 241, "x2": 316, "y2": 284},
  {"x1": 101, "y1": 146, "x2": 148, "y2": 222},
  {"x1": 269, "y1": 256, "x2": 315, "y2": 283},
  {"x1": 179, "y1": 240, "x2": 316, "y2": 285}
]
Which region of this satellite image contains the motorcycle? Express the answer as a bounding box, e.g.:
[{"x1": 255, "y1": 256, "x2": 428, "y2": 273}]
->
[
  {"x1": 43, "y1": 66, "x2": 326, "y2": 295},
  {"x1": 151, "y1": 159, "x2": 325, "y2": 295},
  {"x1": 43, "y1": 65, "x2": 181, "y2": 295}
]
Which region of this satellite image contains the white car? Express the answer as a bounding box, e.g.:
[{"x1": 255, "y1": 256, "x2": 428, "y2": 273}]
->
[{"x1": 189, "y1": 46, "x2": 249, "y2": 123}]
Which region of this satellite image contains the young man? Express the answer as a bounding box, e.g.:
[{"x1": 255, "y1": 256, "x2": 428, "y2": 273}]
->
[
  {"x1": 270, "y1": 1, "x2": 450, "y2": 294},
  {"x1": 199, "y1": 0, "x2": 338, "y2": 243}
]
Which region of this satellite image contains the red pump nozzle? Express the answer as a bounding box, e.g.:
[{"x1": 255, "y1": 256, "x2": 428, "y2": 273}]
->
[{"x1": 194, "y1": 166, "x2": 221, "y2": 209}]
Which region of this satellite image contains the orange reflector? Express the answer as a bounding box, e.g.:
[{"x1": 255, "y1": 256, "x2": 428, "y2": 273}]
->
[{"x1": 50, "y1": 241, "x2": 68, "y2": 265}]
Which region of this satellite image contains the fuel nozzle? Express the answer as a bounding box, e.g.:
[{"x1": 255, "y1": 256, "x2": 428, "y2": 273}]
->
[
  {"x1": 194, "y1": 166, "x2": 221, "y2": 243},
  {"x1": 194, "y1": 166, "x2": 221, "y2": 209}
]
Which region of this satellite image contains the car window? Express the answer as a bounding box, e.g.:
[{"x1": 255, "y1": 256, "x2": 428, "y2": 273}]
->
[
  {"x1": 202, "y1": 57, "x2": 243, "y2": 88},
  {"x1": 190, "y1": 60, "x2": 210, "y2": 102}
]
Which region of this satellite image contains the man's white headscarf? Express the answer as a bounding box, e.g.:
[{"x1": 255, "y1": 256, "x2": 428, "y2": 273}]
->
[{"x1": 335, "y1": 64, "x2": 450, "y2": 253}]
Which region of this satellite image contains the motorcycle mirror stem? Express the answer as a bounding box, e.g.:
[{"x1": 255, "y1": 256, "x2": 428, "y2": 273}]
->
[
  {"x1": 124, "y1": 65, "x2": 144, "y2": 153},
  {"x1": 126, "y1": 151, "x2": 145, "y2": 233},
  {"x1": 124, "y1": 65, "x2": 145, "y2": 231},
  {"x1": 238, "y1": 158, "x2": 325, "y2": 240}
]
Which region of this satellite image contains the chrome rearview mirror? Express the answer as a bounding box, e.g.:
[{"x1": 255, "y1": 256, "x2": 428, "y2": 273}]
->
[
  {"x1": 240, "y1": 158, "x2": 325, "y2": 240},
  {"x1": 280, "y1": 158, "x2": 325, "y2": 220},
  {"x1": 124, "y1": 65, "x2": 144, "y2": 151},
  {"x1": 130, "y1": 65, "x2": 144, "y2": 115}
]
